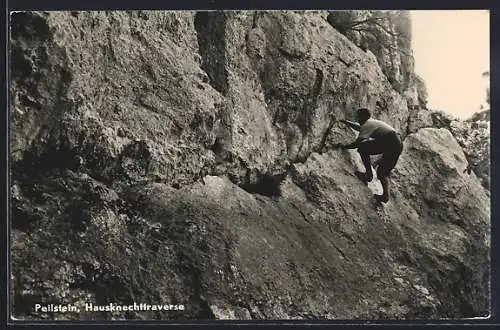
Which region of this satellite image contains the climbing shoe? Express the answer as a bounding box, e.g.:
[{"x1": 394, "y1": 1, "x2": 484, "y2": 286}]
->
[
  {"x1": 355, "y1": 171, "x2": 373, "y2": 184},
  {"x1": 374, "y1": 194, "x2": 389, "y2": 204}
]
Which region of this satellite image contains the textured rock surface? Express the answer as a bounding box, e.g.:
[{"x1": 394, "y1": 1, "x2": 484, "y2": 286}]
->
[
  {"x1": 326, "y1": 10, "x2": 426, "y2": 110},
  {"x1": 455, "y1": 111, "x2": 490, "y2": 190},
  {"x1": 409, "y1": 109, "x2": 491, "y2": 190},
  {"x1": 414, "y1": 74, "x2": 428, "y2": 108},
  {"x1": 406, "y1": 108, "x2": 433, "y2": 134},
  {"x1": 10, "y1": 11, "x2": 490, "y2": 320},
  {"x1": 11, "y1": 11, "x2": 220, "y2": 187}
]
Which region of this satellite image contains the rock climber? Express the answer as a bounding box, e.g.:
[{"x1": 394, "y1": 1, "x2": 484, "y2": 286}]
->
[{"x1": 338, "y1": 108, "x2": 403, "y2": 204}]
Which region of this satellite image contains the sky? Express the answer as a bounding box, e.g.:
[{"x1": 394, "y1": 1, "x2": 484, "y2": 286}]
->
[{"x1": 410, "y1": 10, "x2": 490, "y2": 119}]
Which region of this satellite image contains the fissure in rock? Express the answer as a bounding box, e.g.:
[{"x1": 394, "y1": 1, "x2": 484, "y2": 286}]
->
[{"x1": 194, "y1": 12, "x2": 229, "y2": 95}]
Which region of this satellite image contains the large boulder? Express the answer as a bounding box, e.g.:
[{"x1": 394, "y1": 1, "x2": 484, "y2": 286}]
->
[{"x1": 422, "y1": 110, "x2": 491, "y2": 190}]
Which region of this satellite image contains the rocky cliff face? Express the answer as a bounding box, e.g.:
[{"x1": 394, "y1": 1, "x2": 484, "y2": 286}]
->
[
  {"x1": 10, "y1": 11, "x2": 490, "y2": 320},
  {"x1": 326, "y1": 10, "x2": 426, "y2": 109}
]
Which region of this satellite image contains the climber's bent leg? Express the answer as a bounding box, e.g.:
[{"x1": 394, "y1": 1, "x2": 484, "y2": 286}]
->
[
  {"x1": 359, "y1": 152, "x2": 373, "y2": 179},
  {"x1": 375, "y1": 176, "x2": 390, "y2": 203},
  {"x1": 374, "y1": 133, "x2": 403, "y2": 203},
  {"x1": 357, "y1": 139, "x2": 385, "y2": 182}
]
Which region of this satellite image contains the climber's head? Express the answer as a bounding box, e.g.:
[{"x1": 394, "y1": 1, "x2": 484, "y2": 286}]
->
[{"x1": 356, "y1": 108, "x2": 371, "y2": 125}]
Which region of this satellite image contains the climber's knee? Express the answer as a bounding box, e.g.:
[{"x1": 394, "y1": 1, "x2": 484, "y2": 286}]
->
[
  {"x1": 376, "y1": 153, "x2": 399, "y2": 178},
  {"x1": 358, "y1": 142, "x2": 369, "y2": 155}
]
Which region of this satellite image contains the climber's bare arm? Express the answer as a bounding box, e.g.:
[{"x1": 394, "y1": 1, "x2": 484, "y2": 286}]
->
[
  {"x1": 342, "y1": 137, "x2": 364, "y2": 149},
  {"x1": 340, "y1": 119, "x2": 361, "y2": 131}
]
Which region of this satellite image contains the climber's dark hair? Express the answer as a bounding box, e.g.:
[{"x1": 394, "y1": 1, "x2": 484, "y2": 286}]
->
[{"x1": 357, "y1": 108, "x2": 371, "y2": 120}]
